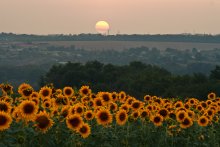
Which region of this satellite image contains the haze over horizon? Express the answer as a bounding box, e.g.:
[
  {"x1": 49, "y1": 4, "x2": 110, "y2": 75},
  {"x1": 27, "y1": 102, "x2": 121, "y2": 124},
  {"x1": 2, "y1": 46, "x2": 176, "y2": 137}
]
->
[{"x1": 0, "y1": 0, "x2": 220, "y2": 35}]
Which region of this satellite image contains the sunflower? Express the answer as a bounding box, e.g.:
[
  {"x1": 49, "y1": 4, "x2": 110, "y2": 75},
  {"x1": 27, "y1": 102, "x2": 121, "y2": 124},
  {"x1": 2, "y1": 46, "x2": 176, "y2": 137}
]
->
[
  {"x1": 63, "y1": 87, "x2": 74, "y2": 98},
  {"x1": 18, "y1": 83, "x2": 32, "y2": 95},
  {"x1": 187, "y1": 110, "x2": 195, "y2": 119},
  {"x1": 75, "y1": 104, "x2": 84, "y2": 116},
  {"x1": 208, "y1": 92, "x2": 216, "y2": 100},
  {"x1": 131, "y1": 111, "x2": 140, "y2": 120},
  {"x1": 39, "y1": 86, "x2": 52, "y2": 99},
  {"x1": 21, "y1": 88, "x2": 34, "y2": 99},
  {"x1": 0, "y1": 101, "x2": 11, "y2": 113},
  {"x1": 100, "y1": 92, "x2": 112, "y2": 105},
  {"x1": 84, "y1": 110, "x2": 94, "y2": 121},
  {"x1": 66, "y1": 114, "x2": 83, "y2": 131},
  {"x1": 198, "y1": 116, "x2": 209, "y2": 127},
  {"x1": 176, "y1": 110, "x2": 187, "y2": 123},
  {"x1": 34, "y1": 111, "x2": 54, "y2": 133},
  {"x1": 158, "y1": 108, "x2": 169, "y2": 119},
  {"x1": 96, "y1": 109, "x2": 113, "y2": 126},
  {"x1": 109, "y1": 102, "x2": 118, "y2": 112},
  {"x1": 131, "y1": 101, "x2": 142, "y2": 111},
  {"x1": 42, "y1": 101, "x2": 52, "y2": 109},
  {"x1": 94, "y1": 97, "x2": 103, "y2": 108},
  {"x1": 119, "y1": 91, "x2": 126, "y2": 102},
  {"x1": 126, "y1": 97, "x2": 134, "y2": 106},
  {"x1": 61, "y1": 106, "x2": 70, "y2": 118},
  {"x1": 151, "y1": 114, "x2": 163, "y2": 126},
  {"x1": 116, "y1": 109, "x2": 128, "y2": 125},
  {"x1": 111, "y1": 92, "x2": 118, "y2": 102},
  {"x1": 144, "y1": 95, "x2": 151, "y2": 102},
  {"x1": 79, "y1": 86, "x2": 91, "y2": 96},
  {"x1": 196, "y1": 105, "x2": 203, "y2": 112},
  {"x1": 78, "y1": 123, "x2": 91, "y2": 138},
  {"x1": 200, "y1": 101, "x2": 207, "y2": 109},
  {"x1": 140, "y1": 110, "x2": 149, "y2": 119},
  {"x1": 205, "y1": 109, "x2": 215, "y2": 118},
  {"x1": 0, "y1": 111, "x2": 12, "y2": 131},
  {"x1": 30, "y1": 92, "x2": 40, "y2": 99},
  {"x1": 19, "y1": 100, "x2": 38, "y2": 121},
  {"x1": 1, "y1": 84, "x2": 13, "y2": 95},
  {"x1": 174, "y1": 101, "x2": 184, "y2": 108},
  {"x1": 180, "y1": 117, "x2": 193, "y2": 129},
  {"x1": 120, "y1": 104, "x2": 130, "y2": 113},
  {"x1": 87, "y1": 100, "x2": 94, "y2": 108},
  {"x1": 12, "y1": 107, "x2": 21, "y2": 122}
]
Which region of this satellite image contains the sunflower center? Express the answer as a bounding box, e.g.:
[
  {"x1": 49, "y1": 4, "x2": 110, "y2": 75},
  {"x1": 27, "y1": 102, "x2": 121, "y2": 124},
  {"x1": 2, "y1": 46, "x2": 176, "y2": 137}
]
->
[
  {"x1": 76, "y1": 107, "x2": 83, "y2": 113},
  {"x1": 132, "y1": 102, "x2": 140, "y2": 109},
  {"x1": 96, "y1": 100, "x2": 102, "y2": 106},
  {"x1": 119, "y1": 113, "x2": 126, "y2": 121},
  {"x1": 42, "y1": 90, "x2": 49, "y2": 97},
  {"x1": 23, "y1": 104, "x2": 34, "y2": 114},
  {"x1": 36, "y1": 116, "x2": 50, "y2": 129},
  {"x1": 99, "y1": 112, "x2": 109, "y2": 121},
  {"x1": 154, "y1": 116, "x2": 161, "y2": 123},
  {"x1": 182, "y1": 118, "x2": 190, "y2": 125},
  {"x1": 0, "y1": 115, "x2": 7, "y2": 125},
  {"x1": 200, "y1": 118, "x2": 207, "y2": 124},
  {"x1": 82, "y1": 89, "x2": 88, "y2": 95},
  {"x1": 178, "y1": 113, "x2": 185, "y2": 120},
  {"x1": 159, "y1": 110, "x2": 168, "y2": 117},
  {"x1": 68, "y1": 117, "x2": 80, "y2": 128},
  {"x1": 110, "y1": 105, "x2": 115, "y2": 110},
  {"x1": 23, "y1": 89, "x2": 33, "y2": 96},
  {"x1": 0, "y1": 104, "x2": 8, "y2": 112},
  {"x1": 62, "y1": 110, "x2": 68, "y2": 118},
  {"x1": 103, "y1": 94, "x2": 110, "y2": 102},
  {"x1": 141, "y1": 111, "x2": 147, "y2": 118},
  {"x1": 65, "y1": 89, "x2": 72, "y2": 95},
  {"x1": 45, "y1": 103, "x2": 50, "y2": 107},
  {"x1": 79, "y1": 126, "x2": 88, "y2": 134},
  {"x1": 86, "y1": 113, "x2": 92, "y2": 118}
]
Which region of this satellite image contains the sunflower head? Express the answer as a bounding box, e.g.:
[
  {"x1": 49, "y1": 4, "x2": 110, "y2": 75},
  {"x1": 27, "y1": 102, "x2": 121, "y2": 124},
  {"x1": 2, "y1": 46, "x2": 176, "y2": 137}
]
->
[
  {"x1": 180, "y1": 116, "x2": 193, "y2": 129},
  {"x1": 0, "y1": 111, "x2": 12, "y2": 131},
  {"x1": 63, "y1": 87, "x2": 74, "y2": 97},
  {"x1": 144, "y1": 95, "x2": 151, "y2": 102},
  {"x1": 78, "y1": 123, "x2": 91, "y2": 138},
  {"x1": 34, "y1": 111, "x2": 54, "y2": 133},
  {"x1": 79, "y1": 86, "x2": 91, "y2": 96},
  {"x1": 151, "y1": 114, "x2": 163, "y2": 127},
  {"x1": 99, "y1": 92, "x2": 112, "y2": 105},
  {"x1": 158, "y1": 108, "x2": 169, "y2": 119},
  {"x1": 176, "y1": 110, "x2": 187, "y2": 123},
  {"x1": 19, "y1": 100, "x2": 38, "y2": 121},
  {"x1": 39, "y1": 86, "x2": 52, "y2": 99},
  {"x1": 0, "y1": 101, "x2": 11, "y2": 113},
  {"x1": 208, "y1": 92, "x2": 216, "y2": 100},
  {"x1": 116, "y1": 109, "x2": 128, "y2": 126},
  {"x1": 66, "y1": 114, "x2": 83, "y2": 131},
  {"x1": 96, "y1": 109, "x2": 113, "y2": 126},
  {"x1": 1, "y1": 84, "x2": 13, "y2": 95},
  {"x1": 84, "y1": 110, "x2": 94, "y2": 121},
  {"x1": 198, "y1": 116, "x2": 209, "y2": 127}
]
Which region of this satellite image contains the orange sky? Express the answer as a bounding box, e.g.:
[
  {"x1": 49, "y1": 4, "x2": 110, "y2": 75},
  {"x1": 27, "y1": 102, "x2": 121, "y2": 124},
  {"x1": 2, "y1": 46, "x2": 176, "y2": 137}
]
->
[{"x1": 0, "y1": 0, "x2": 219, "y2": 34}]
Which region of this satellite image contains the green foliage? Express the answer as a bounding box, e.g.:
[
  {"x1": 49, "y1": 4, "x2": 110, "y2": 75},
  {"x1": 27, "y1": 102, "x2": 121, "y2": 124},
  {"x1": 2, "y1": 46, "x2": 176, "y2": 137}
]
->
[{"x1": 41, "y1": 61, "x2": 220, "y2": 100}]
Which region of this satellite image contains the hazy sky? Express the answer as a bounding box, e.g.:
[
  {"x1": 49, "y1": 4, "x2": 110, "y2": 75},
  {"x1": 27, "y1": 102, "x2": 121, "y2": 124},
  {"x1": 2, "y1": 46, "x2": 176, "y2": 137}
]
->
[{"x1": 0, "y1": 0, "x2": 220, "y2": 35}]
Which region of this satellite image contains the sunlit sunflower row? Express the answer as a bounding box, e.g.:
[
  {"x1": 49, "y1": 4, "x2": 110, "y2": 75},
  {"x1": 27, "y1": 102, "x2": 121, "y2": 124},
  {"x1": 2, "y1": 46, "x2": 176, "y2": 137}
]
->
[{"x1": 0, "y1": 83, "x2": 219, "y2": 138}]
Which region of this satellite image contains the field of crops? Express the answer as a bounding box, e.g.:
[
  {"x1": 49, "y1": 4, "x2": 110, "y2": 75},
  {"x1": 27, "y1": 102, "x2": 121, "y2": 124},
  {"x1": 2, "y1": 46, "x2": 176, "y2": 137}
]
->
[{"x1": 0, "y1": 83, "x2": 220, "y2": 146}]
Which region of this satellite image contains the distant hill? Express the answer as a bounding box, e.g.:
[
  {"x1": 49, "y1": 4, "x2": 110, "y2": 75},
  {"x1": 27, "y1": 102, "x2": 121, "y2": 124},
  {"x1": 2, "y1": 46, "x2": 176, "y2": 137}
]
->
[{"x1": 1, "y1": 33, "x2": 220, "y2": 43}]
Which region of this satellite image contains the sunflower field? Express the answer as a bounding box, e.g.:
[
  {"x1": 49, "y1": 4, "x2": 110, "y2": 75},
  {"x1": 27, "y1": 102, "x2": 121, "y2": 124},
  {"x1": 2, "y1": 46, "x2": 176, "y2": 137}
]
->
[{"x1": 0, "y1": 83, "x2": 220, "y2": 147}]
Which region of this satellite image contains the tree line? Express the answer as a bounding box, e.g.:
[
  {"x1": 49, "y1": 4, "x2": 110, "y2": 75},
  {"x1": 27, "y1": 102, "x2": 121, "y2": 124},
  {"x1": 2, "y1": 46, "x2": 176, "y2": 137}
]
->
[{"x1": 40, "y1": 61, "x2": 220, "y2": 100}]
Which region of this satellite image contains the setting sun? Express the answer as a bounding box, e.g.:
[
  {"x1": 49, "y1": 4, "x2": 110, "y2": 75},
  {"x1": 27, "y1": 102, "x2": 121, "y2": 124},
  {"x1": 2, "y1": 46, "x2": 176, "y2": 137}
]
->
[{"x1": 95, "y1": 21, "x2": 110, "y2": 35}]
